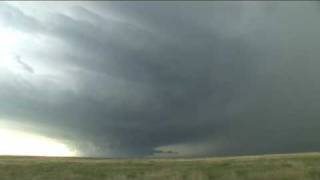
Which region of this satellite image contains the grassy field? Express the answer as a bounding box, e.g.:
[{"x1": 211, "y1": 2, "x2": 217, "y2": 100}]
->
[{"x1": 2, "y1": 152, "x2": 320, "y2": 180}]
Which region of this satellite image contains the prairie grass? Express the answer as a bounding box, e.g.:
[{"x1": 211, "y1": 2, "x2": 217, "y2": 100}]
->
[{"x1": 1, "y1": 152, "x2": 320, "y2": 180}]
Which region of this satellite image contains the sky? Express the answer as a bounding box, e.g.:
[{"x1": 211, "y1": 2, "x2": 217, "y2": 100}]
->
[{"x1": 1, "y1": 1, "x2": 320, "y2": 157}]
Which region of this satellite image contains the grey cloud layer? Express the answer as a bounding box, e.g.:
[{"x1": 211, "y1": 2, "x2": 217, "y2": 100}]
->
[{"x1": 1, "y1": 2, "x2": 320, "y2": 157}]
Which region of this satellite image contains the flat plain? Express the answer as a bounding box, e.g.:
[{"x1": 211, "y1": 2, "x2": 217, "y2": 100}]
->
[{"x1": 1, "y1": 152, "x2": 320, "y2": 180}]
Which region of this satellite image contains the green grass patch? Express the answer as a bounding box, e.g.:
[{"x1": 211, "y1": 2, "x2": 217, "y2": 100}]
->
[{"x1": 1, "y1": 152, "x2": 320, "y2": 180}]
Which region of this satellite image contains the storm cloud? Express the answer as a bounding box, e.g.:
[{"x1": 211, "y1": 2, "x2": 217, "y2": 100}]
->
[{"x1": 1, "y1": 1, "x2": 320, "y2": 157}]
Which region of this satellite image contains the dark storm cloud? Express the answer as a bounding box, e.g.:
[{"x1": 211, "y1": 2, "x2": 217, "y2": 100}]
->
[{"x1": 1, "y1": 1, "x2": 320, "y2": 157}]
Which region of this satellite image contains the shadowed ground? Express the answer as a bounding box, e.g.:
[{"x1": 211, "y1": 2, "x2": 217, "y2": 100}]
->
[{"x1": 1, "y1": 152, "x2": 320, "y2": 180}]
